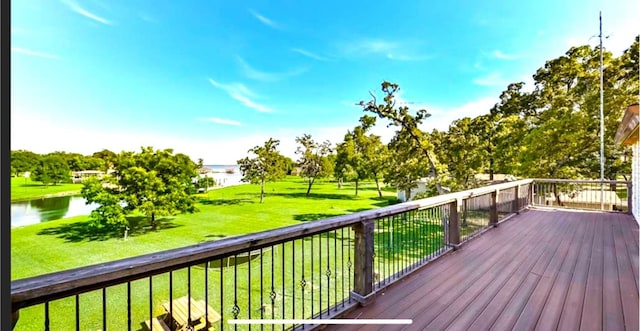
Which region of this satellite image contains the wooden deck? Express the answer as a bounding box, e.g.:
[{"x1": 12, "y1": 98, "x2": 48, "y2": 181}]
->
[{"x1": 328, "y1": 208, "x2": 639, "y2": 331}]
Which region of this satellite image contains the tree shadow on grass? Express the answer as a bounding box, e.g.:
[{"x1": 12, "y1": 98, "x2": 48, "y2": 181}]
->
[
  {"x1": 198, "y1": 198, "x2": 254, "y2": 206},
  {"x1": 293, "y1": 213, "x2": 343, "y2": 222},
  {"x1": 37, "y1": 216, "x2": 182, "y2": 243},
  {"x1": 270, "y1": 192, "x2": 357, "y2": 200}
]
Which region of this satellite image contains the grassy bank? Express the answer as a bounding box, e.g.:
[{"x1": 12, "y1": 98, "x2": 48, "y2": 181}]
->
[
  {"x1": 12, "y1": 177, "x2": 409, "y2": 330},
  {"x1": 12, "y1": 177, "x2": 399, "y2": 279},
  {"x1": 11, "y1": 177, "x2": 83, "y2": 202}
]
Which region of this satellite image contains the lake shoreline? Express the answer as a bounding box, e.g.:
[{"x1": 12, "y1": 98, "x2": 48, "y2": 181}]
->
[{"x1": 11, "y1": 189, "x2": 81, "y2": 203}]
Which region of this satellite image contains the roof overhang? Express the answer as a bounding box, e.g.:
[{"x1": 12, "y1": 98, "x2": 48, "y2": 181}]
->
[{"x1": 614, "y1": 103, "x2": 639, "y2": 146}]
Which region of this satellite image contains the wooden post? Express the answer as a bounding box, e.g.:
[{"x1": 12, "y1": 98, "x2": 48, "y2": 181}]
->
[
  {"x1": 529, "y1": 183, "x2": 535, "y2": 207},
  {"x1": 512, "y1": 185, "x2": 520, "y2": 214},
  {"x1": 627, "y1": 182, "x2": 633, "y2": 215},
  {"x1": 490, "y1": 190, "x2": 499, "y2": 226},
  {"x1": 448, "y1": 200, "x2": 461, "y2": 247},
  {"x1": 12, "y1": 309, "x2": 19, "y2": 329},
  {"x1": 351, "y1": 219, "x2": 375, "y2": 306}
]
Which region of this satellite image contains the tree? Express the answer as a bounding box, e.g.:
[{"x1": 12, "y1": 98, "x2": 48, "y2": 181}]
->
[
  {"x1": 81, "y1": 177, "x2": 128, "y2": 231},
  {"x1": 31, "y1": 154, "x2": 70, "y2": 186},
  {"x1": 359, "y1": 81, "x2": 447, "y2": 195},
  {"x1": 83, "y1": 147, "x2": 199, "y2": 230},
  {"x1": 295, "y1": 134, "x2": 333, "y2": 195},
  {"x1": 237, "y1": 138, "x2": 287, "y2": 203},
  {"x1": 92, "y1": 149, "x2": 117, "y2": 171},
  {"x1": 335, "y1": 115, "x2": 387, "y2": 196},
  {"x1": 11, "y1": 150, "x2": 40, "y2": 176}
]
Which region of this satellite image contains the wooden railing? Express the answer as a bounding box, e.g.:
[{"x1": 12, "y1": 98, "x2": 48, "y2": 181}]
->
[
  {"x1": 11, "y1": 179, "x2": 534, "y2": 330},
  {"x1": 531, "y1": 179, "x2": 632, "y2": 213}
]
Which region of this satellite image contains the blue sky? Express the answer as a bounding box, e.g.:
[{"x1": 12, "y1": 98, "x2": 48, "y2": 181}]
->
[{"x1": 11, "y1": 0, "x2": 639, "y2": 164}]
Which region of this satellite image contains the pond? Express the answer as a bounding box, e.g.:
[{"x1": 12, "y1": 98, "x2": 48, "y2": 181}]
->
[{"x1": 11, "y1": 196, "x2": 97, "y2": 228}]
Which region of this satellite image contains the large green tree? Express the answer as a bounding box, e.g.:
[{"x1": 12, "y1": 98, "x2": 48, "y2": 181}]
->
[
  {"x1": 31, "y1": 154, "x2": 71, "y2": 186},
  {"x1": 360, "y1": 81, "x2": 448, "y2": 195},
  {"x1": 10, "y1": 150, "x2": 40, "y2": 176},
  {"x1": 335, "y1": 115, "x2": 388, "y2": 196},
  {"x1": 237, "y1": 138, "x2": 287, "y2": 203},
  {"x1": 82, "y1": 147, "x2": 199, "y2": 230},
  {"x1": 295, "y1": 134, "x2": 333, "y2": 196},
  {"x1": 492, "y1": 40, "x2": 639, "y2": 179}
]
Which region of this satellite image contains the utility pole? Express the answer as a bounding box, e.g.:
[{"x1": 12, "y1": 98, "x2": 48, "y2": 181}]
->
[{"x1": 599, "y1": 11, "x2": 605, "y2": 210}]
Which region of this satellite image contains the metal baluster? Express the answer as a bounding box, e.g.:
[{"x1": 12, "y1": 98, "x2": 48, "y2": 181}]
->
[
  {"x1": 149, "y1": 276, "x2": 153, "y2": 331},
  {"x1": 233, "y1": 254, "x2": 239, "y2": 331},
  {"x1": 311, "y1": 235, "x2": 314, "y2": 316},
  {"x1": 76, "y1": 294, "x2": 80, "y2": 331},
  {"x1": 271, "y1": 246, "x2": 275, "y2": 331},
  {"x1": 44, "y1": 301, "x2": 49, "y2": 331},
  {"x1": 292, "y1": 241, "x2": 296, "y2": 329},
  {"x1": 260, "y1": 248, "x2": 263, "y2": 331},
  {"x1": 102, "y1": 288, "x2": 106, "y2": 331},
  {"x1": 281, "y1": 244, "x2": 285, "y2": 331},
  {"x1": 220, "y1": 258, "x2": 224, "y2": 331},
  {"x1": 334, "y1": 230, "x2": 337, "y2": 311},
  {"x1": 347, "y1": 229, "x2": 352, "y2": 303},
  {"x1": 127, "y1": 282, "x2": 131, "y2": 331},
  {"x1": 188, "y1": 266, "x2": 192, "y2": 325},
  {"x1": 341, "y1": 228, "x2": 345, "y2": 308},
  {"x1": 248, "y1": 251, "x2": 251, "y2": 331},
  {"x1": 205, "y1": 260, "x2": 209, "y2": 331},
  {"x1": 169, "y1": 272, "x2": 173, "y2": 329},
  {"x1": 319, "y1": 233, "x2": 322, "y2": 317},
  {"x1": 326, "y1": 231, "x2": 330, "y2": 315},
  {"x1": 301, "y1": 239, "x2": 306, "y2": 329}
]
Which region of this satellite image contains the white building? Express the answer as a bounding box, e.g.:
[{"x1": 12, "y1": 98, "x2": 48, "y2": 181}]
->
[{"x1": 614, "y1": 103, "x2": 639, "y2": 223}]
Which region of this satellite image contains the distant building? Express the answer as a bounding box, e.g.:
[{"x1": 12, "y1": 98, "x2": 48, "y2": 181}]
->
[
  {"x1": 614, "y1": 103, "x2": 639, "y2": 222},
  {"x1": 72, "y1": 170, "x2": 105, "y2": 183}
]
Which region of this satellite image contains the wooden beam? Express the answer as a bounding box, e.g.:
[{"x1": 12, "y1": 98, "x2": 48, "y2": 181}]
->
[
  {"x1": 490, "y1": 190, "x2": 499, "y2": 226},
  {"x1": 351, "y1": 220, "x2": 375, "y2": 306},
  {"x1": 448, "y1": 200, "x2": 461, "y2": 247},
  {"x1": 512, "y1": 185, "x2": 520, "y2": 214}
]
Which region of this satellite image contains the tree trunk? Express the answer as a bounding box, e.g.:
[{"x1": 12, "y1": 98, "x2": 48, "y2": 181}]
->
[
  {"x1": 355, "y1": 178, "x2": 359, "y2": 196},
  {"x1": 260, "y1": 179, "x2": 265, "y2": 203},
  {"x1": 338, "y1": 177, "x2": 343, "y2": 189},
  {"x1": 374, "y1": 176, "x2": 382, "y2": 198},
  {"x1": 306, "y1": 177, "x2": 315, "y2": 196},
  {"x1": 405, "y1": 188, "x2": 411, "y2": 202},
  {"x1": 151, "y1": 212, "x2": 156, "y2": 229}
]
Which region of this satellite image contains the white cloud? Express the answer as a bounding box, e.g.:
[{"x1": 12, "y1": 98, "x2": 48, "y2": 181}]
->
[
  {"x1": 12, "y1": 47, "x2": 59, "y2": 59},
  {"x1": 236, "y1": 57, "x2": 306, "y2": 82},
  {"x1": 491, "y1": 50, "x2": 517, "y2": 60},
  {"x1": 339, "y1": 38, "x2": 429, "y2": 61},
  {"x1": 208, "y1": 78, "x2": 272, "y2": 113},
  {"x1": 291, "y1": 48, "x2": 330, "y2": 61},
  {"x1": 199, "y1": 117, "x2": 242, "y2": 126},
  {"x1": 249, "y1": 10, "x2": 282, "y2": 29},
  {"x1": 473, "y1": 72, "x2": 508, "y2": 87},
  {"x1": 62, "y1": 0, "x2": 111, "y2": 25}
]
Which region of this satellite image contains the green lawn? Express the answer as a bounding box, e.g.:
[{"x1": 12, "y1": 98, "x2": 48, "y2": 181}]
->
[
  {"x1": 12, "y1": 177, "x2": 417, "y2": 330},
  {"x1": 11, "y1": 176, "x2": 83, "y2": 202}
]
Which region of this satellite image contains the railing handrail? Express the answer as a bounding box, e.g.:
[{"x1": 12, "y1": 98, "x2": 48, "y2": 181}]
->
[
  {"x1": 532, "y1": 178, "x2": 631, "y2": 185},
  {"x1": 10, "y1": 179, "x2": 532, "y2": 310}
]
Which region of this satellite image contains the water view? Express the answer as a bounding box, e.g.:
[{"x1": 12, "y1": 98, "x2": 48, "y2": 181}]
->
[
  {"x1": 11, "y1": 196, "x2": 98, "y2": 228},
  {"x1": 11, "y1": 165, "x2": 243, "y2": 227}
]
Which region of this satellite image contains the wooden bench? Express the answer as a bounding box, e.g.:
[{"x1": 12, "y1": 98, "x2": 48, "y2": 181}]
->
[{"x1": 144, "y1": 317, "x2": 170, "y2": 331}]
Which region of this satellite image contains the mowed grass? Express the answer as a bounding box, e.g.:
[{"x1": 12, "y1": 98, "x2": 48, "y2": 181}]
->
[
  {"x1": 11, "y1": 176, "x2": 83, "y2": 202},
  {"x1": 12, "y1": 177, "x2": 405, "y2": 330},
  {"x1": 12, "y1": 177, "x2": 398, "y2": 279}
]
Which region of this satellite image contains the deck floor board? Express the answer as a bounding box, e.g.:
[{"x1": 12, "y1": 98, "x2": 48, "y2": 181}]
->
[{"x1": 325, "y1": 209, "x2": 639, "y2": 331}]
